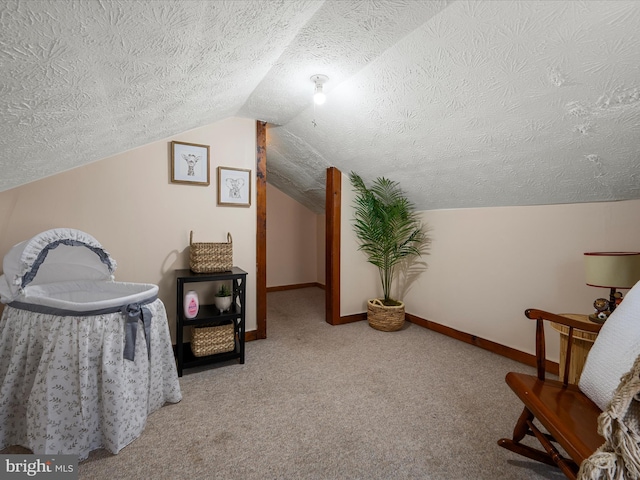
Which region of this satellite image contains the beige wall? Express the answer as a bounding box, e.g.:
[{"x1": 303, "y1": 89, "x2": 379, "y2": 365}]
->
[
  {"x1": 341, "y1": 175, "x2": 379, "y2": 315},
  {"x1": 316, "y1": 213, "x2": 326, "y2": 286},
  {"x1": 410, "y1": 200, "x2": 640, "y2": 361},
  {"x1": 0, "y1": 117, "x2": 257, "y2": 340},
  {"x1": 266, "y1": 183, "x2": 323, "y2": 288},
  {"x1": 340, "y1": 170, "x2": 640, "y2": 361}
]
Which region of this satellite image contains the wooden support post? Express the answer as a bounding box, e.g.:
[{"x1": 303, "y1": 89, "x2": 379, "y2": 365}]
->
[
  {"x1": 256, "y1": 121, "x2": 267, "y2": 339},
  {"x1": 325, "y1": 166, "x2": 341, "y2": 325}
]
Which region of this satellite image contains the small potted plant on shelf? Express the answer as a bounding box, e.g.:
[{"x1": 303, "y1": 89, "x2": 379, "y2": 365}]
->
[
  {"x1": 214, "y1": 284, "x2": 233, "y2": 313},
  {"x1": 349, "y1": 171, "x2": 430, "y2": 331}
]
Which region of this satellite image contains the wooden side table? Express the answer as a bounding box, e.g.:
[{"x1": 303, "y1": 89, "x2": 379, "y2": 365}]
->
[{"x1": 550, "y1": 314, "x2": 599, "y2": 384}]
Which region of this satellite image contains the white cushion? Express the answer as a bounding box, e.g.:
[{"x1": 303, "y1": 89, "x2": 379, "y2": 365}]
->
[{"x1": 579, "y1": 280, "x2": 640, "y2": 411}]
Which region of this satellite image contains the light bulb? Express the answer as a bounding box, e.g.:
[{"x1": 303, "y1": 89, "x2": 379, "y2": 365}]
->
[{"x1": 311, "y1": 74, "x2": 329, "y2": 105}]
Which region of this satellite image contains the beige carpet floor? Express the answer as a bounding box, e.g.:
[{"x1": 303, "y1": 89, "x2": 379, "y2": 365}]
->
[{"x1": 4, "y1": 287, "x2": 565, "y2": 479}]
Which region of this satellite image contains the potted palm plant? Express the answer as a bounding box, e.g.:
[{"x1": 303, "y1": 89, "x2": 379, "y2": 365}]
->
[{"x1": 349, "y1": 172, "x2": 429, "y2": 331}]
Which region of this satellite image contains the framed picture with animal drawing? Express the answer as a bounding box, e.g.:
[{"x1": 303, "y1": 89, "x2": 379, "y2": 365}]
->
[
  {"x1": 217, "y1": 167, "x2": 251, "y2": 207},
  {"x1": 170, "y1": 141, "x2": 210, "y2": 185}
]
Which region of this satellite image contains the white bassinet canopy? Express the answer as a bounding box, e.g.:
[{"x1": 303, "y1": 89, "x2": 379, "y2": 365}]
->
[
  {"x1": 0, "y1": 228, "x2": 159, "y2": 314},
  {"x1": 0, "y1": 227, "x2": 117, "y2": 304}
]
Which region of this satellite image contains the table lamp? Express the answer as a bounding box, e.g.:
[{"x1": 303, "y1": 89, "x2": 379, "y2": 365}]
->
[{"x1": 584, "y1": 252, "x2": 640, "y2": 322}]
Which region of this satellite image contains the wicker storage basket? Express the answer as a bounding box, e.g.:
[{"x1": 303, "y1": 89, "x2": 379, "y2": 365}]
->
[
  {"x1": 367, "y1": 299, "x2": 405, "y2": 332},
  {"x1": 191, "y1": 322, "x2": 235, "y2": 357},
  {"x1": 189, "y1": 231, "x2": 232, "y2": 273}
]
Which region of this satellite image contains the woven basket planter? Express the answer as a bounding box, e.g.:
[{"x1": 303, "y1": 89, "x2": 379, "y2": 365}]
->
[{"x1": 367, "y1": 299, "x2": 405, "y2": 332}]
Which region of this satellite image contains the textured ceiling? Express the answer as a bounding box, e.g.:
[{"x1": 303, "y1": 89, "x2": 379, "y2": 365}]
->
[{"x1": 1, "y1": 0, "x2": 640, "y2": 214}]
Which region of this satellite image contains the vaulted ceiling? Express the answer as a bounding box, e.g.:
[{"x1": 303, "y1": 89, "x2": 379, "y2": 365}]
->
[{"x1": 2, "y1": 0, "x2": 639, "y2": 214}]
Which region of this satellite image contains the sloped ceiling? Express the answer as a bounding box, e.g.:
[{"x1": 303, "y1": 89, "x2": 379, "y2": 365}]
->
[{"x1": 1, "y1": 0, "x2": 639, "y2": 214}]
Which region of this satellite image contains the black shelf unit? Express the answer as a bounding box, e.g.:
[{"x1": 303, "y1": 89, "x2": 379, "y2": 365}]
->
[{"x1": 175, "y1": 267, "x2": 247, "y2": 376}]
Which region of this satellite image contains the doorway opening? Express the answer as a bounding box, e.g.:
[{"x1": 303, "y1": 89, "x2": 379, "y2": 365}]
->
[{"x1": 256, "y1": 123, "x2": 342, "y2": 337}]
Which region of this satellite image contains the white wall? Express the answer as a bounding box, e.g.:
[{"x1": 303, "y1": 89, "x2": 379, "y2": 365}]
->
[
  {"x1": 0, "y1": 117, "x2": 257, "y2": 340},
  {"x1": 340, "y1": 170, "x2": 640, "y2": 361},
  {"x1": 266, "y1": 183, "x2": 322, "y2": 288}
]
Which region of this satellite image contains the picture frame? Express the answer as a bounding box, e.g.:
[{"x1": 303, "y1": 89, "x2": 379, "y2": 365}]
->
[
  {"x1": 217, "y1": 167, "x2": 251, "y2": 207},
  {"x1": 171, "y1": 141, "x2": 210, "y2": 185}
]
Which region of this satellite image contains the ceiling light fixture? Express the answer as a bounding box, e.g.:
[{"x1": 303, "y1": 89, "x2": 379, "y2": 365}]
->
[{"x1": 311, "y1": 74, "x2": 329, "y2": 105}]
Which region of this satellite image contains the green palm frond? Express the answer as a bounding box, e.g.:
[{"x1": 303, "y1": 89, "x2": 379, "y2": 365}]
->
[{"x1": 349, "y1": 172, "x2": 429, "y2": 304}]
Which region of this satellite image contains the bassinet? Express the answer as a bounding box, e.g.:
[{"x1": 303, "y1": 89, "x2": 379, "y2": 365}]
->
[{"x1": 0, "y1": 228, "x2": 182, "y2": 460}]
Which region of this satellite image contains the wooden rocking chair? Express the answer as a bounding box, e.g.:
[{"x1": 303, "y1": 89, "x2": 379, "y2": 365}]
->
[{"x1": 498, "y1": 309, "x2": 604, "y2": 480}]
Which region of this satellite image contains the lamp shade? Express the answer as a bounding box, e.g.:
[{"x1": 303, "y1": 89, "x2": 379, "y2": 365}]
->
[{"x1": 584, "y1": 252, "x2": 640, "y2": 289}]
